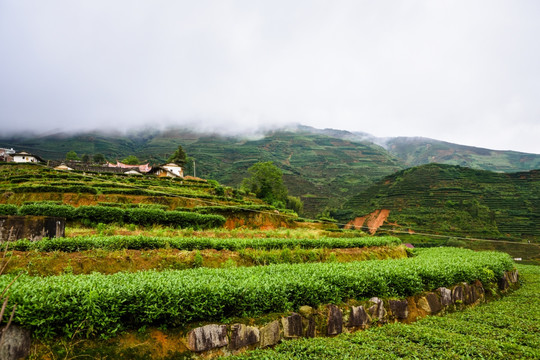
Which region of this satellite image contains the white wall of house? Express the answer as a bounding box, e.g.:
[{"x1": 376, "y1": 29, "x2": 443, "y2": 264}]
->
[
  {"x1": 162, "y1": 164, "x2": 183, "y2": 177},
  {"x1": 13, "y1": 154, "x2": 39, "y2": 163}
]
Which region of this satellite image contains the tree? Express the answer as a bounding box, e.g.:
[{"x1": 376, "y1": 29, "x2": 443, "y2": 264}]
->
[
  {"x1": 168, "y1": 145, "x2": 187, "y2": 165},
  {"x1": 287, "y1": 195, "x2": 304, "y2": 215},
  {"x1": 65, "y1": 151, "x2": 80, "y2": 161},
  {"x1": 81, "y1": 154, "x2": 91, "y2": 163},
  {"x1": 121, "y1": 155, "x2": 140, "y2": 165},
  {"x1": 93, "y1": 153, "x2": 107, "y2": 164},
  {"x1": 241, "y1": 162, "x2": 288, "y2": 205}
]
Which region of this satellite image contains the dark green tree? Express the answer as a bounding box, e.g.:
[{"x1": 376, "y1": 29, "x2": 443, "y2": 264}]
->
[
  {"x1": 65, "y1": 151, "x2": 80, "y2": 161},
  {"x1": 122, "y1": 155, "x2": 140, "y2": 165},
  {"x1": 93, "y1": 153, "x2": 107, "y2": 164},
  {"x1": 81, "y1": 154, "x2": 91, "y2": 163},
  {"x1": 167, "y1": 145, "x2": 187, "y2": 165},
  {"x1": 241, "y1": 162, "x2": 288, "y2": 205},
  {"x1": 287, "y1": 195, "x2": 304, "y2": 215}
]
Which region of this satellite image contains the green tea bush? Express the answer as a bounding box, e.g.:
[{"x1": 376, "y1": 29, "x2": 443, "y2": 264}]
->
[
  {"x1": 124, "y1": 208, "x2": 166, "y2": 226},
  {"x1": 75, "y1": 206, "x2": 125, "y2": 224},
  {"x1": 1, "y1": 235, "x2": 401, "y2": 252},
  {"x1": 0, "y1": 248, "x2": 513, "y2": 338},
  {"x1": 165, "y1": 211, "x2": 226, "y2": 229},
  {"x1": 19, "y1": 203, "x2": 77, "y2": 220},
  {"x1": 12, "y1": 185, "x2": 98, "y2": 194},
  {"x1": 0, "y1": 204, "x2": 18, "y2": 215}
]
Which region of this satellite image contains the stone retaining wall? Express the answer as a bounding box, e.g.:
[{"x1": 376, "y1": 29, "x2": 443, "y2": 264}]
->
[
  {"x1": 185, "y1": 269, "x2": 520, "y2": 358},
  {"x1": 0, "y1": 216, "x2": 65, "y2": 242}
]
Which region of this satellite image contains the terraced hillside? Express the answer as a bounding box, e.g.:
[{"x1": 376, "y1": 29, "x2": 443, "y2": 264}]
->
[
  {"x1": 4, "y1": 126, "x2": 540, "y2": 217},
  {"x1": 336, "y1": 163, "x2": 540, "y2": 241},
  {"x1": 0, "y1": 128, "x2": 404, "y2": 216},
  {"x1": 0, "y1": 163, "x2": 298, "y2": 229},
  {"x1": 386, "y1": 136, "x2": 540, "y2": 172}
]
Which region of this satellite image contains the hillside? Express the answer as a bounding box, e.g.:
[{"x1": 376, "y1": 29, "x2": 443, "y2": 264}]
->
[
  {"x1": 335, "y1": 163, "x2": 540, "y2": 241},
  {"x1": 0, "y1": 163, "x2": 299, "y2": 230},
  {"x1": 2, "y1": 125, "x2": 540, "y2": 216},
  {"x1": 385, "y1": 137, "x2": 540, "y2": 172},
  {"x1": 0, "y1": 127, "x2": 403, "y2": 216}
]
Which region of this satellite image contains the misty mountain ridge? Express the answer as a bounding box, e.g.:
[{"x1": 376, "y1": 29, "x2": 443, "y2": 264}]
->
[{"x1": 1, "y1": 124, "x2": 539, "y2": 217}]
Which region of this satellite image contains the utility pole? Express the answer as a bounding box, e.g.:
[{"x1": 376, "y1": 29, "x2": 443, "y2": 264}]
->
[{"x1": 193, "y1": 159, "x2": 196, "y2": 178}]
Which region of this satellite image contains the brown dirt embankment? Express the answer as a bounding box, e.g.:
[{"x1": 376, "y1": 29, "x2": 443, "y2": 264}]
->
[
  {"x1": 345, "y1": 209, "x2": 390, "y2": 234},
  {"x1": 4, "y1": 246, "x2": 408, "y2": 276}
]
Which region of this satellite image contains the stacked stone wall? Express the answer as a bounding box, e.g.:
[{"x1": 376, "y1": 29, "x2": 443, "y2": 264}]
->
[
  {"x1": 184, "y1": 269, "x2": 520, "y2": 358},
  {"x1": 0, "y1": 216, "x2": 65, "y2": 242}
]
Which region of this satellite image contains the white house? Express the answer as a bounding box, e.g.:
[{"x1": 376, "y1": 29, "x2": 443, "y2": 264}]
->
[
  {"x1": 162, "y1": 163, "x2": 184, "y2": 177},
  {"x1": 151, "y1": 163, "x2": 184, "y2": 178},
  {"x1": 12, "y1": 151, "x2": 44, "y2": 163}
]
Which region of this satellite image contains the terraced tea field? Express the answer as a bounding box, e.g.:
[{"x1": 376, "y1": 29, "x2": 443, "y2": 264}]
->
[{"x1": 227, "y1": 264, "x2": 540, "y2": 359}]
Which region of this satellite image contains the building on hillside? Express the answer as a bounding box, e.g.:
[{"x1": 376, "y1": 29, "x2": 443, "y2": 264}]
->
[
  {"x1": 150, "y1": 163, "x2": 184, "y2": 178},
  {"x1": 12, "y1": 151, "x2": 45, "y2": 163},
  {"x1": 124, "y1": 169, "x2": 143, "y2": 176},
  {"x1": 106, "y1": 161, "x2": 152, "y2": 173},
  {"x1": 0, "y1": 148, "x2": 15, "y2": 162},
  {"x1": 53, "y1": 163, "x2": 74, "y2": 171}
]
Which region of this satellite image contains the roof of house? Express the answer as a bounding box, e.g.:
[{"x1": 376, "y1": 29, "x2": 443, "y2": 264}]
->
[
  {"x1": 106, "y1": 161, "x2": 152, "y2": 173},
  {"x1": 124, "y1": 170, "x2": 143, "y2": 175},
  {"x1": 54, "y1": 164, "x2": 73, "y2": 171}
]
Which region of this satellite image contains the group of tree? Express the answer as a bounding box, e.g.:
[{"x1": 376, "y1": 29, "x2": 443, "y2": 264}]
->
[
  {"x1": 241, "y1": 161, "x2": 303, "y2": 215},
  {"x1": 65, "y1": 151, "x2": 107, "y2": 164},
  {"x1": 64, "y1": 144, "x2": 188, "y2": 167}
]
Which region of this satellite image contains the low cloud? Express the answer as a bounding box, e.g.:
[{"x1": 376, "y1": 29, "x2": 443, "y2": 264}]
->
[{"x1": 1, "y1": 1, "x2": 539, "y2": 153}]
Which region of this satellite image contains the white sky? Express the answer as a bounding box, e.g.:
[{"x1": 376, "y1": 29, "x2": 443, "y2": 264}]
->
[{"x1": 1, "y1": 0, "x2": 539, "y2": 153}]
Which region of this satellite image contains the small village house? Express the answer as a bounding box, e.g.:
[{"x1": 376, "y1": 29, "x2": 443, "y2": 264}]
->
[
  {"x1": 12, "y1": 151, "x2": 44, "y2": 163},
  {"x1": 151, "y1": 163, "x2": 184, "y2": 178}
]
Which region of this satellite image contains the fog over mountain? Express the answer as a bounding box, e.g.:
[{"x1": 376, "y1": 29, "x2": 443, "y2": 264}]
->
[{"x1": 1, "y1": 1, "x2": 539, "y2": 154}]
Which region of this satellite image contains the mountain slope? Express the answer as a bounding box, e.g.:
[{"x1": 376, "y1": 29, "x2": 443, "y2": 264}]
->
[
  {"x1": 385, "y1": 137, "x2": 540, "y2": 172},
  {"x1": 336, "y1": 163, "x2": 540, "y2": 241},
  {"x1": 2, "y1": 126, "x2": 540, "y2": 217}
]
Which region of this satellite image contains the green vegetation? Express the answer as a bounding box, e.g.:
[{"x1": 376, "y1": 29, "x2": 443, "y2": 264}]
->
[
  {"x1": 337, "y1": 163, "x2": 540, "y2": 241},
  {"x1": 387, "y1": 137, "x2": 540, "y2": 172},
  {"x1": 3, "y1": 126, "x2": 540, "y2": 217},
  {"x1": 167, "y1": 144, "x2": 187, "y2": 165},
  {"x1": 65, "y1": 150, "x2": 80, "y2": 161},
  {"x1": 92, "y1": 153, "x2": 107, "y2": 164},
  {"x1": 1, "y1": 235, "x2": 400, "y2": 252},
  {"x1": 241, "y1": 161, "x2": 290, "y2": 208},
  {"x1": 0, "y1": 204, "x2": 17, "y2": 215},
  {"x1": 0, "y1": 163, "x2": 265, "y2": 209},
  {"x1": 1, "y1": 248, "x2": 513, "y2": 338},
  {"x1": 227, "y1": 264, "x2": 540, "y2": 360},
  {"x1": 0, "y1": 128, "x2": 405, "y2": 216},
  {"x1": 121, "y1": 155, "x2": 140, "y2": 165},
  {"x1": 15, "y1": 203, "x2": 226, "y2": 228}
]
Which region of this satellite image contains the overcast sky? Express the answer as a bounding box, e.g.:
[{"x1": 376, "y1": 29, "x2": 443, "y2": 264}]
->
[{"x1": 1, "y1": 1, "x2": 539, "y2": 153}]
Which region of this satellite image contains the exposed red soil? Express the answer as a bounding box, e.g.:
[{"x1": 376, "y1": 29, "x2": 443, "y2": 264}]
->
[{"x1": 345, "y1": 209, "x2": 390, "y2": 234}]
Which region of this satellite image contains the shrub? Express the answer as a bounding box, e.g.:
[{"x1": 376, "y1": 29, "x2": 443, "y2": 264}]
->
[
  {"x1": 0, "y1": 204, "x2": 18, "y2": 215},
  {"x1": 18, "y1": 203, "x2": 76, "y2": 220},
  {"x1": 75, "y1": 206, "x2": 125, "y2": 224}
]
